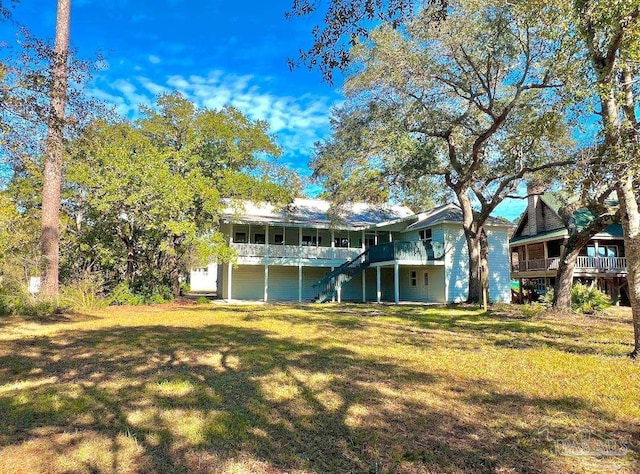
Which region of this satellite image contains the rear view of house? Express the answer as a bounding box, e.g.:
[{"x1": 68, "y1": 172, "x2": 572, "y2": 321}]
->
[{"x1": 202, "y1": 199, "x2": 512, "y2": 304}]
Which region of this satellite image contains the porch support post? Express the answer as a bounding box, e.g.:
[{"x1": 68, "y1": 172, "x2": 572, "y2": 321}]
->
[
  {"x1": 337, "y1": 284, "x2": 342, "y2": 303},
  {"x1": 331, "y1": 266, "x2": 335, "y2": 302},
  {"x1": 362, "y1": 268, "x2": 366, "y2": 302},
  {"x1": 227, "y1": 263, "x2": 233, "y2": 301},
  {"x1": 298, "y1": 265, "x2": 302, "y2": 303},
  {"x1": 331, "y1": 229, "x2": 335, "y2": 259},
  {"x1": 264, "y1": 264, "x2": 269, "y2": 302},
  {"x1": 227, "y1": 223, "x2": 233, "y2": 301},
  {"x1": 376, "y1": 266, "x2": 381, "y2": 303},
  {"x1": 265, "y1": 224, "x2": 269, "y2": 256},
  {"x1": 394, "y1": 262, "x2": 400, "y2": 304}
]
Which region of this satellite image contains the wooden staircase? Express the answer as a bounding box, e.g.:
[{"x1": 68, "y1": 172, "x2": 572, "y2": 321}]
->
[{"x1": 312, "y1": 240, "x2": 444, "y2": 303}]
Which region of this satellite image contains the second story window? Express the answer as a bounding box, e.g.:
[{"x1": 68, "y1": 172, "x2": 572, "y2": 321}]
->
[
  {"x1": 254, "y1": 233, "x2": 265, "y2": 244},
  {"x1": 302, "y1": 235, "x2": 322, "y2": 246},
  {"x1": 274, "y1": 234, "x2": 284, "y2": 245},
  {"x1": 334, "y1": 237, "x2": 350, "y2": 248},
  {"x1": 419, "y1": 229, "x2": 432, "y2": 241},
  {"x1": 234, "y1": 232, "x2": 247, "y2": 243}
]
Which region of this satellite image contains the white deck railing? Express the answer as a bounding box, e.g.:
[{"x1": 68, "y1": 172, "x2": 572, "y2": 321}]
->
[
  {"x1": 231, "y1": 243, "x2": 361, "y2": 261},
  {"x1": 512, "y1": 257, "x2": 627, "y2": 273}
]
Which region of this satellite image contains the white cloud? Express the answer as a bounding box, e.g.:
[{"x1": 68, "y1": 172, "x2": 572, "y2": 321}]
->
[
  {"x1": 91, "y1": 71, "x2": 338, "y2": 157},
  {"x1": 148, "y1": 55, "x2": 161, "y2": 64}
]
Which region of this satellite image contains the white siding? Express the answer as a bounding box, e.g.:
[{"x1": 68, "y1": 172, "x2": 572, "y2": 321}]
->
[
  {"x1": 486, "y1": 229, "x2": 511, "y2": 303},
  {"x1": 190, "y1": 263, "x2": 217, "y2": 292},
  {"x1": 219, "y1": 264, "x2": 334, "y2": 302},
  {"x1": 444, "y1": 225, "x2": 469, "y2": 303},
  {"x1": 266, "y1": 266, "x2": 300, "y2": 301},
  {"x1": 399, "y1": 266, "x2": 445, "y2": 303},
  {"x1": 224, "y1": 264, "x2": 264, "y2": 300}
]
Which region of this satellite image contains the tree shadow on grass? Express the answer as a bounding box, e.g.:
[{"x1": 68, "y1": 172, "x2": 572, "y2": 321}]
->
[
  {"x1": 229, "y1": 303, "x2": 634, "y2": 357},
  {"x1": 0, "y1": 322, "x2": 637, "y2": 473}
]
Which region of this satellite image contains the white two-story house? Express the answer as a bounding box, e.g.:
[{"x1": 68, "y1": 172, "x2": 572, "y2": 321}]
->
[{"x1": 192, "y1": 198, "x2": 512, "y2": 304}]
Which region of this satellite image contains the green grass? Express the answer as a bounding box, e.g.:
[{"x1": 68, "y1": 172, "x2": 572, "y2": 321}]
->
[{"x1": 0, "y1": 302, "x2": 638, "y2": 473}]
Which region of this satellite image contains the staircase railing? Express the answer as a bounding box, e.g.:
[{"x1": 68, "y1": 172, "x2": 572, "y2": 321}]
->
[
  {"x1": 312, "y1": 240, "x2": 444, "y2": 303},
  {"x1": 312, "y1": 248, "x2": 371, "y2": 303}
]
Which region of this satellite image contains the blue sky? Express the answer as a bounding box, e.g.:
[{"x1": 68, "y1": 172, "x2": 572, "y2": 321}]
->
[{"x1": 0, "y1": 0, "x2": 526, "y2": 221}]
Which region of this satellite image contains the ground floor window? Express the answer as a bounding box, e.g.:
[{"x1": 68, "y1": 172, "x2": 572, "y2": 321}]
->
[{"x1": 410, "y1": 271, "x2": 417, "y2": 286}]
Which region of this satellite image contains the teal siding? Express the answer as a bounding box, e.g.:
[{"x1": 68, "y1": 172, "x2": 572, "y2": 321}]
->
[
  {"x1": 443, "y1": 225, "x2": 511, "y2": 304},
  {"x1": 444, "y1": 225, "x2": 469, "y2": 303},
  {"x1": 487, "y1": 229, "x2": 511, "y2": 303}
]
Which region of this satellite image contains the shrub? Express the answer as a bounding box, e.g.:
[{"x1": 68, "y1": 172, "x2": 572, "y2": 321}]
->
[
  {"x1": 109, "y1": 282, "x2": 144, "y2": 306},
  {"x1": 108, "y1": 281, "x2": 172, "y2": 306},
  {"x1": 571, "y1": 282, "x2": 611, "y2": 314},
  {"x1": 542, "y1": 284, "x2": 611, "y2": 314},
  {"x1": 60, "y1": 273, "x2": 108, "y2": 312},
  {"x1": 0, "y1": 282, "x2": 59, "y2": 317},
  {"x1": 196, "y1": 296, "x2": 210, "y2": 305}
]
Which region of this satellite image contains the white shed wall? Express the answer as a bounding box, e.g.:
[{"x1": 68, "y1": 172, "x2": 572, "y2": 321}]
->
[{"x1": 190, "y1": 263, "x2": 218, "y2": 292}]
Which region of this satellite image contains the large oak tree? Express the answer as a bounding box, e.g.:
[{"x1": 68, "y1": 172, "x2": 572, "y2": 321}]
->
[{"x1": 312, "y1": 0, "x2": 578, "y2": 302}]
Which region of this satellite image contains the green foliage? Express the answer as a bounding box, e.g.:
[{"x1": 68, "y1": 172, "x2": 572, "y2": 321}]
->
[
  {"x1": 108, "y1": 281, "x2": 171, "y2": 306},
  {"x1": 195, "y1": 296, "x2": 210, "y2": 305},
  {"x1": 62, "y1": 93, "x2": 295, "y2": 298},
  {"x1": 59, "y1": 274, "x2": 109, "y2": 312},
  {"x1": 0, "y1": 283, "x2": 59, "y2": 317},
  {"x1": 545, "y1": 283, "x2": 612, "y2": 314},
  {"x1": 109, "y1": 282, "x2": 144, "y2": 306},
  {"x1": 570, "y1": 283, "x2": 611, "y2": 314}
]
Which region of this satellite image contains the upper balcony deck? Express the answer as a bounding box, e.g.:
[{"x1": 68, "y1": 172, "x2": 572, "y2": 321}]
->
[
  {"x1": 232, "y1": 240, "x2": 445, "y2": 267},
  {"x1": 512, "y1": 256, "x2": 627, "y2": 276}
]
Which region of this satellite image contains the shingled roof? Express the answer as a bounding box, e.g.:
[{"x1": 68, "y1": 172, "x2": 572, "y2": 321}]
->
[{"x1": 222, "y1": 198, "x2": 414, "y2": 229}]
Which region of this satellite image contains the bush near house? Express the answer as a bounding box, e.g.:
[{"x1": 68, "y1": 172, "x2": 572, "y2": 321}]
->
[{"x1": 544, "y1": 283, "x2": 612, "y2": 314}]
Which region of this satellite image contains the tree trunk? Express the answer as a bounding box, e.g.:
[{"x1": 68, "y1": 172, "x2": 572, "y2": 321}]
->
[
  {"x1": 465, "y1": 232, "x2": 482, "y2": 304},
  {"x1": 40, "y1": 0, "x2": 71, "y2": 297},
  {"x1": 169, "y1": 235, "x2": 183, "y2": 298},
  {"x1": 553, "y1": 248, "x2": 579, "y2": 309},
  {"x1": 125, "y1": 243, "x2": 135, "y2": 281},
  {"x1": 170, "y1": 259, "x2": 181, "y2": 298},
  {"x1": 457, "y1": 189, "x2": 483, "y2": 303},
  {"x1": 480, "y1": 230, "x2": 489, "y2": 302},
  {"x1": 616, "y1": 174, "x2": 640, "y2": 358}
]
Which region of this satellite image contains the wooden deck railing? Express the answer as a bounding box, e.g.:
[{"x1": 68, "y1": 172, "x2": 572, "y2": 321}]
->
[
  {"x1": 512, "y1": 257, "x2": 627, "y2": 273},
  {"x1": 231, "y1": 243, "x2": 361, "y2": 260}
]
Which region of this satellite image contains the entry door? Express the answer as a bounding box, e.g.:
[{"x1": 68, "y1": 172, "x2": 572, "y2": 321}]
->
[{"x1": 422, "y1": 271, "x2": 430, "y2": 301}]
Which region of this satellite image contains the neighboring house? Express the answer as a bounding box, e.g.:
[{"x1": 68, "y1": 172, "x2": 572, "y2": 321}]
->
[
  {"x1": 510, "y1": 192, "x2": 627, "y2": 303},
  {"x1": 198, "y1": 198, "x2": 512, "y2": 304}
]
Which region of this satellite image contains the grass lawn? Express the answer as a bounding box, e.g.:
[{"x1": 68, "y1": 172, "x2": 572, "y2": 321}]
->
[{"x1": 0, "y1": 302, "x2": 638, "y2": 473}]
